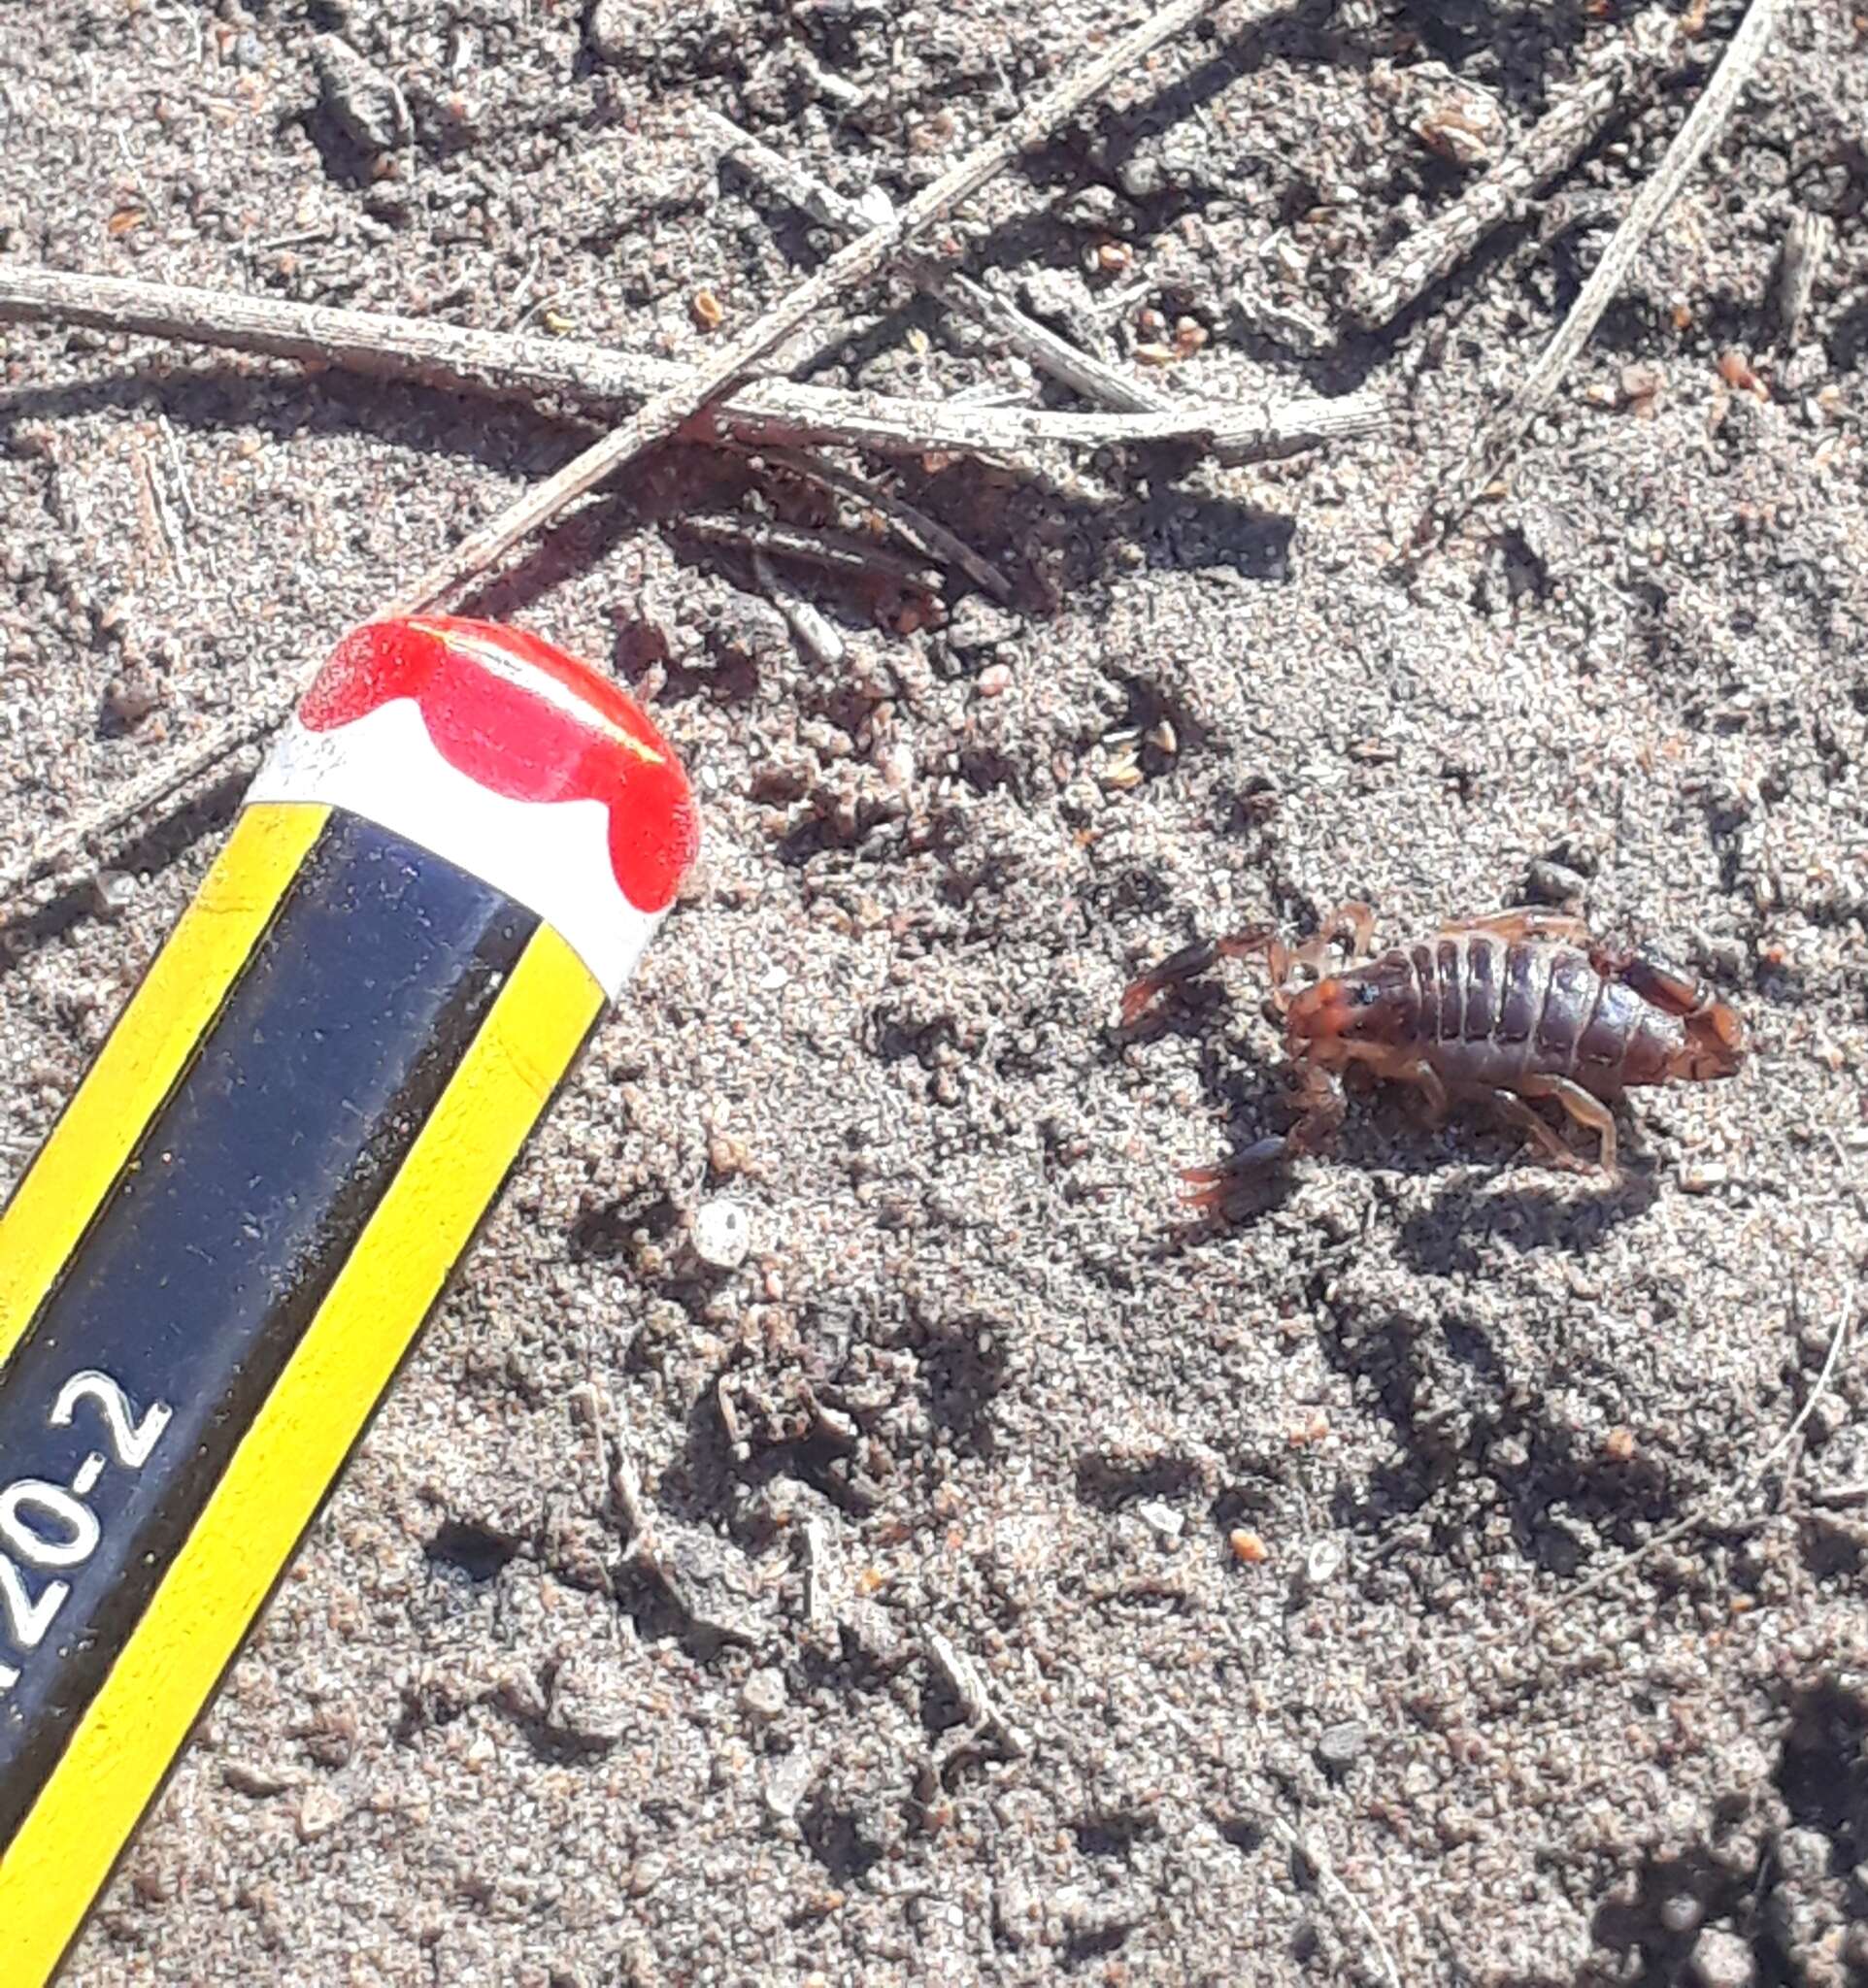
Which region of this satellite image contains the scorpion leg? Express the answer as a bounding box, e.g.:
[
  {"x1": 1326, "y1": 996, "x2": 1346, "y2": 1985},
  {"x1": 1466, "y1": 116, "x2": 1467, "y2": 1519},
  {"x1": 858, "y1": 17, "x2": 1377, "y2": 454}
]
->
[
  {"x1": 1410, "y1": 1060, "x2": 1451, "y2": 1127},
  {"x1": 1295, "y1": 901, "x2": 1375, "y2": 968},
  {"x1": 1284, "y1": 1061, "x2": 1348, "y2": 1154},
  {"x1": 1450, "y1": 909, "x2": 1591, "y2": 946},
  {"x1": 1517, "y1": 1074, "x2": 1619, "y2": 1178},
  {"x1": 1481, "y1": 1089, "x2": 1582, "y2": 1170},
  {"x1": 1121, "y1": 937, "x2": 1218, "y2": 1025}
]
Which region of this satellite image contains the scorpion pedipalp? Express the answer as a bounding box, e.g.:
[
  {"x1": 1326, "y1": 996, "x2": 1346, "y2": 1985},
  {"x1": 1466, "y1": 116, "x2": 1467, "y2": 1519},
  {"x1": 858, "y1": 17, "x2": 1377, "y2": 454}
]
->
[
  {"x1": 1605, "y1": 951, "x2": 1703, "y2": 1015},
  {"x1": 1181, "y1": 1137, "x2": 1291, "y2": 1212},
  {"x1": 1120, "y1": 927, "x2": 1284, "y2": 1026}
]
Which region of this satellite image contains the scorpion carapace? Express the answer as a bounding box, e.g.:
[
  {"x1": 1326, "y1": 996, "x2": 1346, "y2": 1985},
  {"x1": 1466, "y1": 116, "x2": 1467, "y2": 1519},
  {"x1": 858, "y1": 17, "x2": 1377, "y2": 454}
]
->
[{"x1": 1123, "y1": 905, "x2": 1747, "y2": 1204}]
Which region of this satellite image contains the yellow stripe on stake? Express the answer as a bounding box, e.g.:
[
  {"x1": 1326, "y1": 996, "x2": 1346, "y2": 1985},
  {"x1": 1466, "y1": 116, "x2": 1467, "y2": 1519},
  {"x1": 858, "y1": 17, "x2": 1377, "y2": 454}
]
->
[
  {"x1": 0, "y1": 802, "x2": 329, "y2": 1372},
  {"x1": 0, "y1": 923, "x2": 603, "y2": 1986}
]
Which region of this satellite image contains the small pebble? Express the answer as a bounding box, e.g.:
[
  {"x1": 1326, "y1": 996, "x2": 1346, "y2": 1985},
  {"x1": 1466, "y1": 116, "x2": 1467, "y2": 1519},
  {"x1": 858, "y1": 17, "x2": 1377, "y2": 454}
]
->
[
  {"x1": 295, "y1": 1787, "x2": 345, "y2": 1840},
  {"x1": 1686, "y1": 1928, "x2": 1754, "y2": 1988},
  {"x1": 105, "y1": 671, "x2": 161, "y2": 729},
  {"x1": 1525, "y1": 859, "x2": 1588, "y2": 906},
  {"x1": 90, "y1": 871, "x2": 136, "y2": 918},
  {"x1": 311, "y1": 34, "x2": 409, "y2": 153},
  {"x1": 763, "y1": 1749, "x2": 817, "y2": 1820},
  {"x1": 691, "y1": 1199, "x2": 751, "y2": 1271},
  {"x1": 585, "y1": 0, "x2": 636, "y2": 63},
  {"x1": 1136, "y1": 1500, "x2": 1184, "y2": 1543},
  {"x1": 1620, "y1": 362, "x2": 1664, "y2": 413},
  {"x1": 627, "y1": 1852, "x2": 667, "y2": 1897},
  {"x1": 550, "y1": 1665, "x2": 632, "y2": 1751},
  {"x1": 1117, "y1": 156, "x2": 1166, "y2": 200},
  {"x1": 312, "y1": 33, "x2": 408, "y2": 154},
  {"x1": 977, "y1": 663, "x2": 1013, "y2": 698},
  {"x1": 1229, "y1": 1528, "x2": 1269, "y2": 1565},
  {"x1": 1315, "y1": 1721, "x2": 1369, "y2": 1773},
  {"x1": 1407, "y1": 68, "x2": 1506, "y2": 169},
  {"x1": 944, "y1": 596, "x2": 1019, "y2": 655},
  {"x1": 741, "y1": 1668, "x2": 787, "y2": 1720},
  {"x1": 1659, "y1": 1893, "x2": 1702, "y2": 1936}
]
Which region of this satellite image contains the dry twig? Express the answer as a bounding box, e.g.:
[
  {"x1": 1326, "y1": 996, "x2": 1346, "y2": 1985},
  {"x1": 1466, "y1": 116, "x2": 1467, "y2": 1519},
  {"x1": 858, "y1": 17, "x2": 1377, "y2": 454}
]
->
[
  {"x1": 383, "y1": 0, "x2": 1221, "y2": 614},
  {"x1": 703, "y1": 108, "x2": 1172, "y2": 418},
  {"x1": 0, "y1": 700, "x2": 295, "y2": 911},
  {"x1": 133, "y1": 442, "x2": 191, "y2": 588},
  {"x1": 1345, "y1": 5, "x2": 1686, "y2": 333},
  {"x1": 0, "y1": 353, "x2": 1376, "y2": 906},
  {"x1": 751, "y1": 549, "x2": 847, "y2": 670},
  {"x1": 0, "y1": 267, "x2": 1372, "y2": 465},
  {"x1": 1421, "y1": 0, "x2": 1787, "y2": 544},
  {"x1": 1268, "y1": 1815, "x2": 1403, "y2": 1988},
  {"x1": 1747, "y1": 1284, "x2": 1854, "y2": 1499},
  {"x1": 676, "y1": 512, "x2": 943, "y2": 592},
  {"x1": 924, "y1": 1628, "x2": 1029, "y2": 1761},
  {"x1": 1771, "y1": 207, "x2": 1833, "y2": 348},
  {"x1": 0, "y1": 0, "x2": 1396, "y2": 901},
  {"x1": 741, "y1": 443, "x2": 1012, "y2": 602}
]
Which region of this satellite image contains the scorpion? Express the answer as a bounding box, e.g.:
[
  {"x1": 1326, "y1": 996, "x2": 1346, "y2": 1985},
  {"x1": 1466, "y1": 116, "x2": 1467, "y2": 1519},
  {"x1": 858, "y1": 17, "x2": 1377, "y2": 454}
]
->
[{"x1": 1123, "y1": 905, "x2": 1748, "y2": 1204}]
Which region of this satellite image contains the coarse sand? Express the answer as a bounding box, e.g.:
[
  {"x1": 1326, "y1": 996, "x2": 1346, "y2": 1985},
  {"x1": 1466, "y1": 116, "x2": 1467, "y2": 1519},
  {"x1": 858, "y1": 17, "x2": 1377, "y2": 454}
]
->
[{"x1": 1, "y1": 2, "x2": 1865, "y2": 1982}]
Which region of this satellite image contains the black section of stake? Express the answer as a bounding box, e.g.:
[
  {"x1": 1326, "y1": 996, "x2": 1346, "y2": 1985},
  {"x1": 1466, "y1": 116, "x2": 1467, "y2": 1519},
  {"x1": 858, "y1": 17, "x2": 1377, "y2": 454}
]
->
[{"x1": 0, "y1": 814, "x2": 536, "y2": 1842}]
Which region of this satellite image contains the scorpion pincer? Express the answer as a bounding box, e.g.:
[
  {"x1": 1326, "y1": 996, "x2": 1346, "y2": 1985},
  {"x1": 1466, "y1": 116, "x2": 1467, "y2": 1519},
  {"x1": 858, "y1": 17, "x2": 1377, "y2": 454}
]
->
[{"x1": 1123, "y1": 905, "x2": 1747, "y2": 1206}]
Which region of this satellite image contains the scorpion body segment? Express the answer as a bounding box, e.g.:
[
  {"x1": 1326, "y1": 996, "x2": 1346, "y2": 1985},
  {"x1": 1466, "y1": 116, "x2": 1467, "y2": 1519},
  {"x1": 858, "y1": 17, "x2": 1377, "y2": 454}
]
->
[{"x1": 1125, "y1": 906, "x2": 1747, "y2": 1199}]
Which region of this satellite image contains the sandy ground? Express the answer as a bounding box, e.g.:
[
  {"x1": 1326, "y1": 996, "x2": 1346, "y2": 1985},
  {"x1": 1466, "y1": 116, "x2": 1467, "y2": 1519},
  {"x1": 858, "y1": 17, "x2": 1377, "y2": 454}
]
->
[{"x1": 2, "y1": 1, "x2": 1867, "y2": 1982}]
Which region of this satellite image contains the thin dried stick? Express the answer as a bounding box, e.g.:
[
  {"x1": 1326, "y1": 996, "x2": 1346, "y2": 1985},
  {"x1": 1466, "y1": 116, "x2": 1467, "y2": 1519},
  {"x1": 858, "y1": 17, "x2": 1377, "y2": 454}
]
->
[
  {"x1": 0, "y1": 700, "x2": 294, "y2": 909},
  {"x1": 751, "y1": 549, "x2": 847, "y2": 670},
  {"x1": 684, "y1": 126, "x2": 1022, "y2": 597},
  {"x1": 0, "y1": 267, "x2": 1374, "y2": 463},
  {"x1": 1746, "y1": 1285, "x2": 1854, "y2": 1497},
  {"x1": 742, "y1": 443, "x2": 1013, "y2": 602},
  {"x1": 676, "y1": 512, "x2": 944, "y2": 591},
  {"x1": 1422, "y1": 0, "x2": 1786, "y2": 543},
  {"x1": 942, "y1": 270, "x2": 1170, "y2": 416},
  {"x1": 1269, "y1": 1816, "x2": 1403, "y2": 1988},
  {"x1": 702, "y1": 108, "x2": 1171, "y2": 418},
  {"x1": 706, "y1": 383, "x2": 1381, "y2": 458},
  {"x1": 1771, "y1": 207, "x2": 1833, "y2": 348},
  {"x1": 133, "y1": 442, "x2": 191, "y2": 588},
  {"x1": 382, "y1": 0, "x2": 1219, "y2": 614},
  {"x1": 0, "y1": 0, "x2": 1392, "y2": 904},
  {"x1": 1345, "y1": 6, "x2": 1686, "y2": 332}
]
